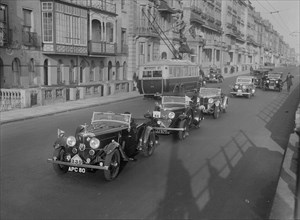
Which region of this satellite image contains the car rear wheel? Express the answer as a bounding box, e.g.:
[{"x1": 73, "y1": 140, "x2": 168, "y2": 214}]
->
[
  {"x1": 142, "y1": 131, "x2": 156, "y2": 157},
  {"x1": 52, "y1": 147, "x2": 69, "y2": 175},
  {"x1": 178, "y1": 119, "x2": 188, "y2": 140},
  {"x1": 103, "y1": 149, "x2": 121, "y2": 181}
]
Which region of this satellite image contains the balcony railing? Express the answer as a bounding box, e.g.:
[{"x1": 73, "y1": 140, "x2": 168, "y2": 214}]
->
[
  {"x1": 60, "y1": 0, "x2": 116, "y2": 14},
  {"x1": 0, "y1": 26, "x2": 12, "y2": 47},
  {"x1": 89, "y1": 40, "x2": 116, "y2": 55},
  {"x1": 22, "y1": 30, "x2": 39, "y2": 47},
  {"x1": 135, "y1": 26, "x2": 159, "y2": 38}
]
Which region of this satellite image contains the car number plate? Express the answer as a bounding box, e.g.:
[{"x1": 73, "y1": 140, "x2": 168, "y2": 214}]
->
[
  {"x1": 269, "y1": 86, "x2": 274, "y2": 89},
  {"x1": 68, "y1": 167, "x2": 86, "y2": 173},
  {"x1": 71, "y1": 154, "x2": 83, "y2": 165},
  {"x1": 153, "y1": 111, "x2": 161, "y2": 118},
  {"x1": 237, "y1": 90, "x2": 242, "y2": 96}
]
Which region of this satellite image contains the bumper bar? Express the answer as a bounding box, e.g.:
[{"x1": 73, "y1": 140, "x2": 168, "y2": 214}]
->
[
  {"x1": 153, "y1": 127, "x2": 185, "y2": 131},
  {"x1": 47, "y1": 159, "x2": 109, "y2": 170}
]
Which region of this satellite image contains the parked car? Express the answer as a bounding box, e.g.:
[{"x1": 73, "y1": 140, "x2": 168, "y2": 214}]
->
[
  {"x1": 251, "y1": 69, "x2": 269, "y2": 88},
  {"x1": 262, "y1": 72, "x2": 283, "y2": 92},
  {"x1": 230, "y1": 76, "x2": 256, "y2": 98},
  {"x1": 198, "y1": 87, "x2": 228, "y2": 119},
  {"x1": 205, "y1": 68, "x2": 224, "y2": 83},
  {"x1": 152, "y1": 95, "x2": 203, "y2": 140},
  {"x1": 47, "y1": 112, "x2": 159, "y2": 181}
]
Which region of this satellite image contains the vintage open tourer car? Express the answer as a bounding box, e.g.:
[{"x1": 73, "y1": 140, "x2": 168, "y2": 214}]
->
[
  {"x1": 47, "y1": 112, "x2": 159, "y2": 181},
  {"x1": 152, "y1": 95, "x2": 203, "y2": 140},
  {"x1": 230, "y1": 76, "x2": 256, "y2": 98},
  {"x1": 262, "y1": 72, "x2": 283, "y2": 92},
  {"x1": 198, "y1": 87, "x2": 228, "y2": 119}
]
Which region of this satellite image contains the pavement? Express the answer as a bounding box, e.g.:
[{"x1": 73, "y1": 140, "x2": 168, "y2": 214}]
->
[{"x1": 1, "y1": 69, "x2": 299, "y2": 219}]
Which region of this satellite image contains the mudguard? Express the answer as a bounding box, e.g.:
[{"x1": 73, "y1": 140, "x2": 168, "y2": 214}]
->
[
  {"x1": 104, "y1": 141, "x2": 129, "y2": 161},
  {"x1": 215, "y1": 100, "x2": 221, "y2": 107},
  {"x1": 103, "y1": 141, "x2": 120, "y2": 155},
  {"x1": 141, "y1": 126, "x2": 153, "y2": 145},
  {"x1": 178, "y1": 114, "x2": 188, "y2": 120}
]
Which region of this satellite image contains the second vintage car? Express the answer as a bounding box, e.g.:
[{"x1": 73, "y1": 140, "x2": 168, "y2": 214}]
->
[
  {"x1": 230, "y1": 76, "x2": 256, "y2": 98},
  {"x1": 47, "y1": 112, "x2": 159, "y2": 181},
  {"x1": 198, "y1": 87, "x2": 228, "y2": 119},
  {"x1": 262, "y1": 72, "x2": 283, "y2": 92},
  {"x1": 152, "y1": 95, "x2": 203, "y2": 140}
]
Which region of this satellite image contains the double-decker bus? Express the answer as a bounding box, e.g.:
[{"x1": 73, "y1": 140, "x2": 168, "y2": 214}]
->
[{"x1": 137, "y1": 59, "x2": 200, "y2": 97}]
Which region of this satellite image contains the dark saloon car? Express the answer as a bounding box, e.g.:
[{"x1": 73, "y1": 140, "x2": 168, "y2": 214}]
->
[
  {"x1": 251, "y1": 69, "x2": 269, "y2": 88},
  {"x1": 230, "y1": 76, "x2": 256, "y2": 98},
  {"x1": 47, "y1": 112, "x2": 159, "y2": 181},
  {"x1": 152, "y1": 95, "x2": 203, "y2": 140},
  {"x1": 198, "y1": 87, "x2": 228, "y2": 119},
  {"x1": 262, "y1": 72, "x2": 283, "y2": 92}
]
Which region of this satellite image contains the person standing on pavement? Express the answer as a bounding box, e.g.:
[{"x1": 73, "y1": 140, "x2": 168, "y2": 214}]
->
[{"x1": 283, "y1": 72, "x2": 294, "y2": 92}]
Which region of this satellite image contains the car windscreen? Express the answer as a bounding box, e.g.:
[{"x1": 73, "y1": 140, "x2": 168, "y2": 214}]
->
[
  {"x1": 91, "y1": 112, "x2": 131, "y2": 125},
  {"x1": 268, "y1": 73, "x2": 281, "y2": 79},
  {"x1": 236, "y1": 78, "x2": 252, "y2": 84},
  {"x1": 162, "y1": 96, "x2": 187, "y2": 107},
  {"x1": 199, "y1": 88, "x2": 221, "y2": 97}
]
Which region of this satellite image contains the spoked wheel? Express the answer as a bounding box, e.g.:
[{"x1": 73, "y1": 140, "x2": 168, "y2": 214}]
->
[
  {"x1": 213, "y1": 106, "x2": 220, "y2": 119},
  {"x1": 52, "y1": 147, "x2": 69, "y2": 175},
  {"x1": 142, "y1": 131, "x2": 156, "y2": 157},
  {"x1": 103, "y1": 149, "x2": 121, "y2": 181},
  {"x1": 178, "y1": 119, "x2": 188, "y2": 140}
]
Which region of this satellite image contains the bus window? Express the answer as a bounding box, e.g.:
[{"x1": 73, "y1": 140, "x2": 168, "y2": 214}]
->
[
  {"x1": 143, "y1": 71, "x2": 152, "y2": 77},
  {"x1": 153, "y1": 71, "x2": 162, "y2": 77}
]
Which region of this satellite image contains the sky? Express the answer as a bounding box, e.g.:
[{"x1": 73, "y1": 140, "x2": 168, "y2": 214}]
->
[{"x1": 250, "y1": 0, "x2": 300, "y2": 54}]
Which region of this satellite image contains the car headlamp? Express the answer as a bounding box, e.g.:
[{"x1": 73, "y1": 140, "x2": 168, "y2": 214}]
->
[
  {"x1": 266, "y1": 80, "x2": 269, "y2": 83},
  {"x1": 234, "y1": 85, "x2": 239, "y2": 89},
  {"x1": 66, "y1": 136, "x2": 76, "y2": 147},
  {"x1": 90, "y1": 138, "x2": 100, "y2": 149},
  {"x1": 242, "y1": 85, "x2": 246, "y2": 90},
  {"x1": 208, "y1": 98, "x2": 214, "y2": 104},
  {"x1": 275, "y1": 81, "x2": 278, "y2": 84},
  {"x1": 168, "y1": 112, "x2": 175, "y2": 119}
]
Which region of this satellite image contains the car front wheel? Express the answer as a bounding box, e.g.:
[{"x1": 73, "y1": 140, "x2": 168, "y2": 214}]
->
[
  {"x1": 103, "y1": 149, "x2": 121, "y2": 181},
  {"x1": 142, "y1": 131, "x2": 156, "y2": 157},
  {"x1": 213, "y1": 106, "x2": 220, "y2": 119},
  {"x1": 52, "y1": 147, "x2": 69, "y2": 175},
  {"x1": 178, "y1": 120, "x2": 188, "y2": 140}
]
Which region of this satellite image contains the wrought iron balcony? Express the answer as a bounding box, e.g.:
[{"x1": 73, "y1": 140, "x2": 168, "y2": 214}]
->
[
  {"x1": 0, "y1": 26, "x2": 12, "y2": 47},
  {"x1": 89, "y1": 40, "x2": 116, "y2": 55},
  {"x1": 22, "y1": 30, "x2": 39, "y2": 47},
  {"x1": 135, "y1": 26, "x2": 159, "y2": 38},
  {"x1": 60, "y1": 0, "x2": 116, "y2": 14}
]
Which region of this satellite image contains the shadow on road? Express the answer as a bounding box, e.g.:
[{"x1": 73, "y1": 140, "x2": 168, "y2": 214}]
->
[{"x1": 148, "y1": 130, "x2": 288, "y2": 219}]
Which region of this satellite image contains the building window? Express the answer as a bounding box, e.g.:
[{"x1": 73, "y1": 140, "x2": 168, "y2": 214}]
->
[
  {"x1": 216, "y1": 50, "x2": 220, "y2": 62},
  {"x1": 90, "y1": 61, "x2": 95, "y2": 82},
  {"x1": 203, "y1": 49, "x2": 212, "y2": 62},
  {"x1": 121, "y1": 0, "x2": 125, "y2": 10},
  {"x1": 147, "y1": 44, "x2": 151, "y2": 62},
  {"x1": 23, "y1": 8, "x2": 32, "y2": 32},
  {"x1": 139, "y1": 42, "x2": 145, "y2": 64},
  {"x1": 106, "y1": 22, "x2": 114, "y2": 43},
  {"x1": 42, "y1": 11, "x2": 53, "y2": 42}
]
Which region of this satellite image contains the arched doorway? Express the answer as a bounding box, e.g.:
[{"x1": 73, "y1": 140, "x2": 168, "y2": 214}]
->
[
  {"x1": 0, "y1": 58, "x2": 4, "y2": 88},
  {"x1": 57, "y1": 59, "x2": 63, "y2": 84},
  {"x1": 80, "y1": 60, "x2": 88, "y2": 83},
  {"x1": 12, "y1": 58, "x2": 21, "y2": 87},
  {"x1": 92, "y1": 20, "x2": 102, "y2": 42},
  {"x1": 69, "y1": 60, "x2": 75, "y2": 83},
  {"x1": 123, "y1": 61, "x2": 127, "y2": 80},
  {"x1": 99, "y1": 60, "x2": 104, "y2": 81},
  {"x1": 44, "y1": 59, "x2": 48, "y2": 85},
  {"x1": 161, "y1": 52, "x2": 167, "y2": 59},
  {"x1": 116, "y1": 61, "x2": 120, "y2": 80},
  {"x1": 108, "y1": 61, "x2": 112, "y2": 81}
]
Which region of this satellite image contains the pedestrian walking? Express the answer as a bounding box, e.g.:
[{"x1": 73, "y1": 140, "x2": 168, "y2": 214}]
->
[{"x1": 283, "y1": 72, "x2": 294, "y2": 92}]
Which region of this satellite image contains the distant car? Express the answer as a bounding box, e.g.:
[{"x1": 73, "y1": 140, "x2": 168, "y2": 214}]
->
[
  {"x1": 152, "y1": 95, "x2": 203, "y2": 140},
  {"x1": 205, "y1": 72, "x2": 224, "y2": 83},
  {"x1": 262, "y1": 72, "x2": 283, "y2": 92},
  {"x1": 198, "y1": 87, "x2": 228, "y2": 119},
  {"x1": 47, "y1": 112, "x2": 159, "y2": 181},
  {"x1": 251, "y1": 69, "x2": 270, "y2": 88},
  {"x1": 230, "y1": 76, "x2": 256, "y2": 98}
]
